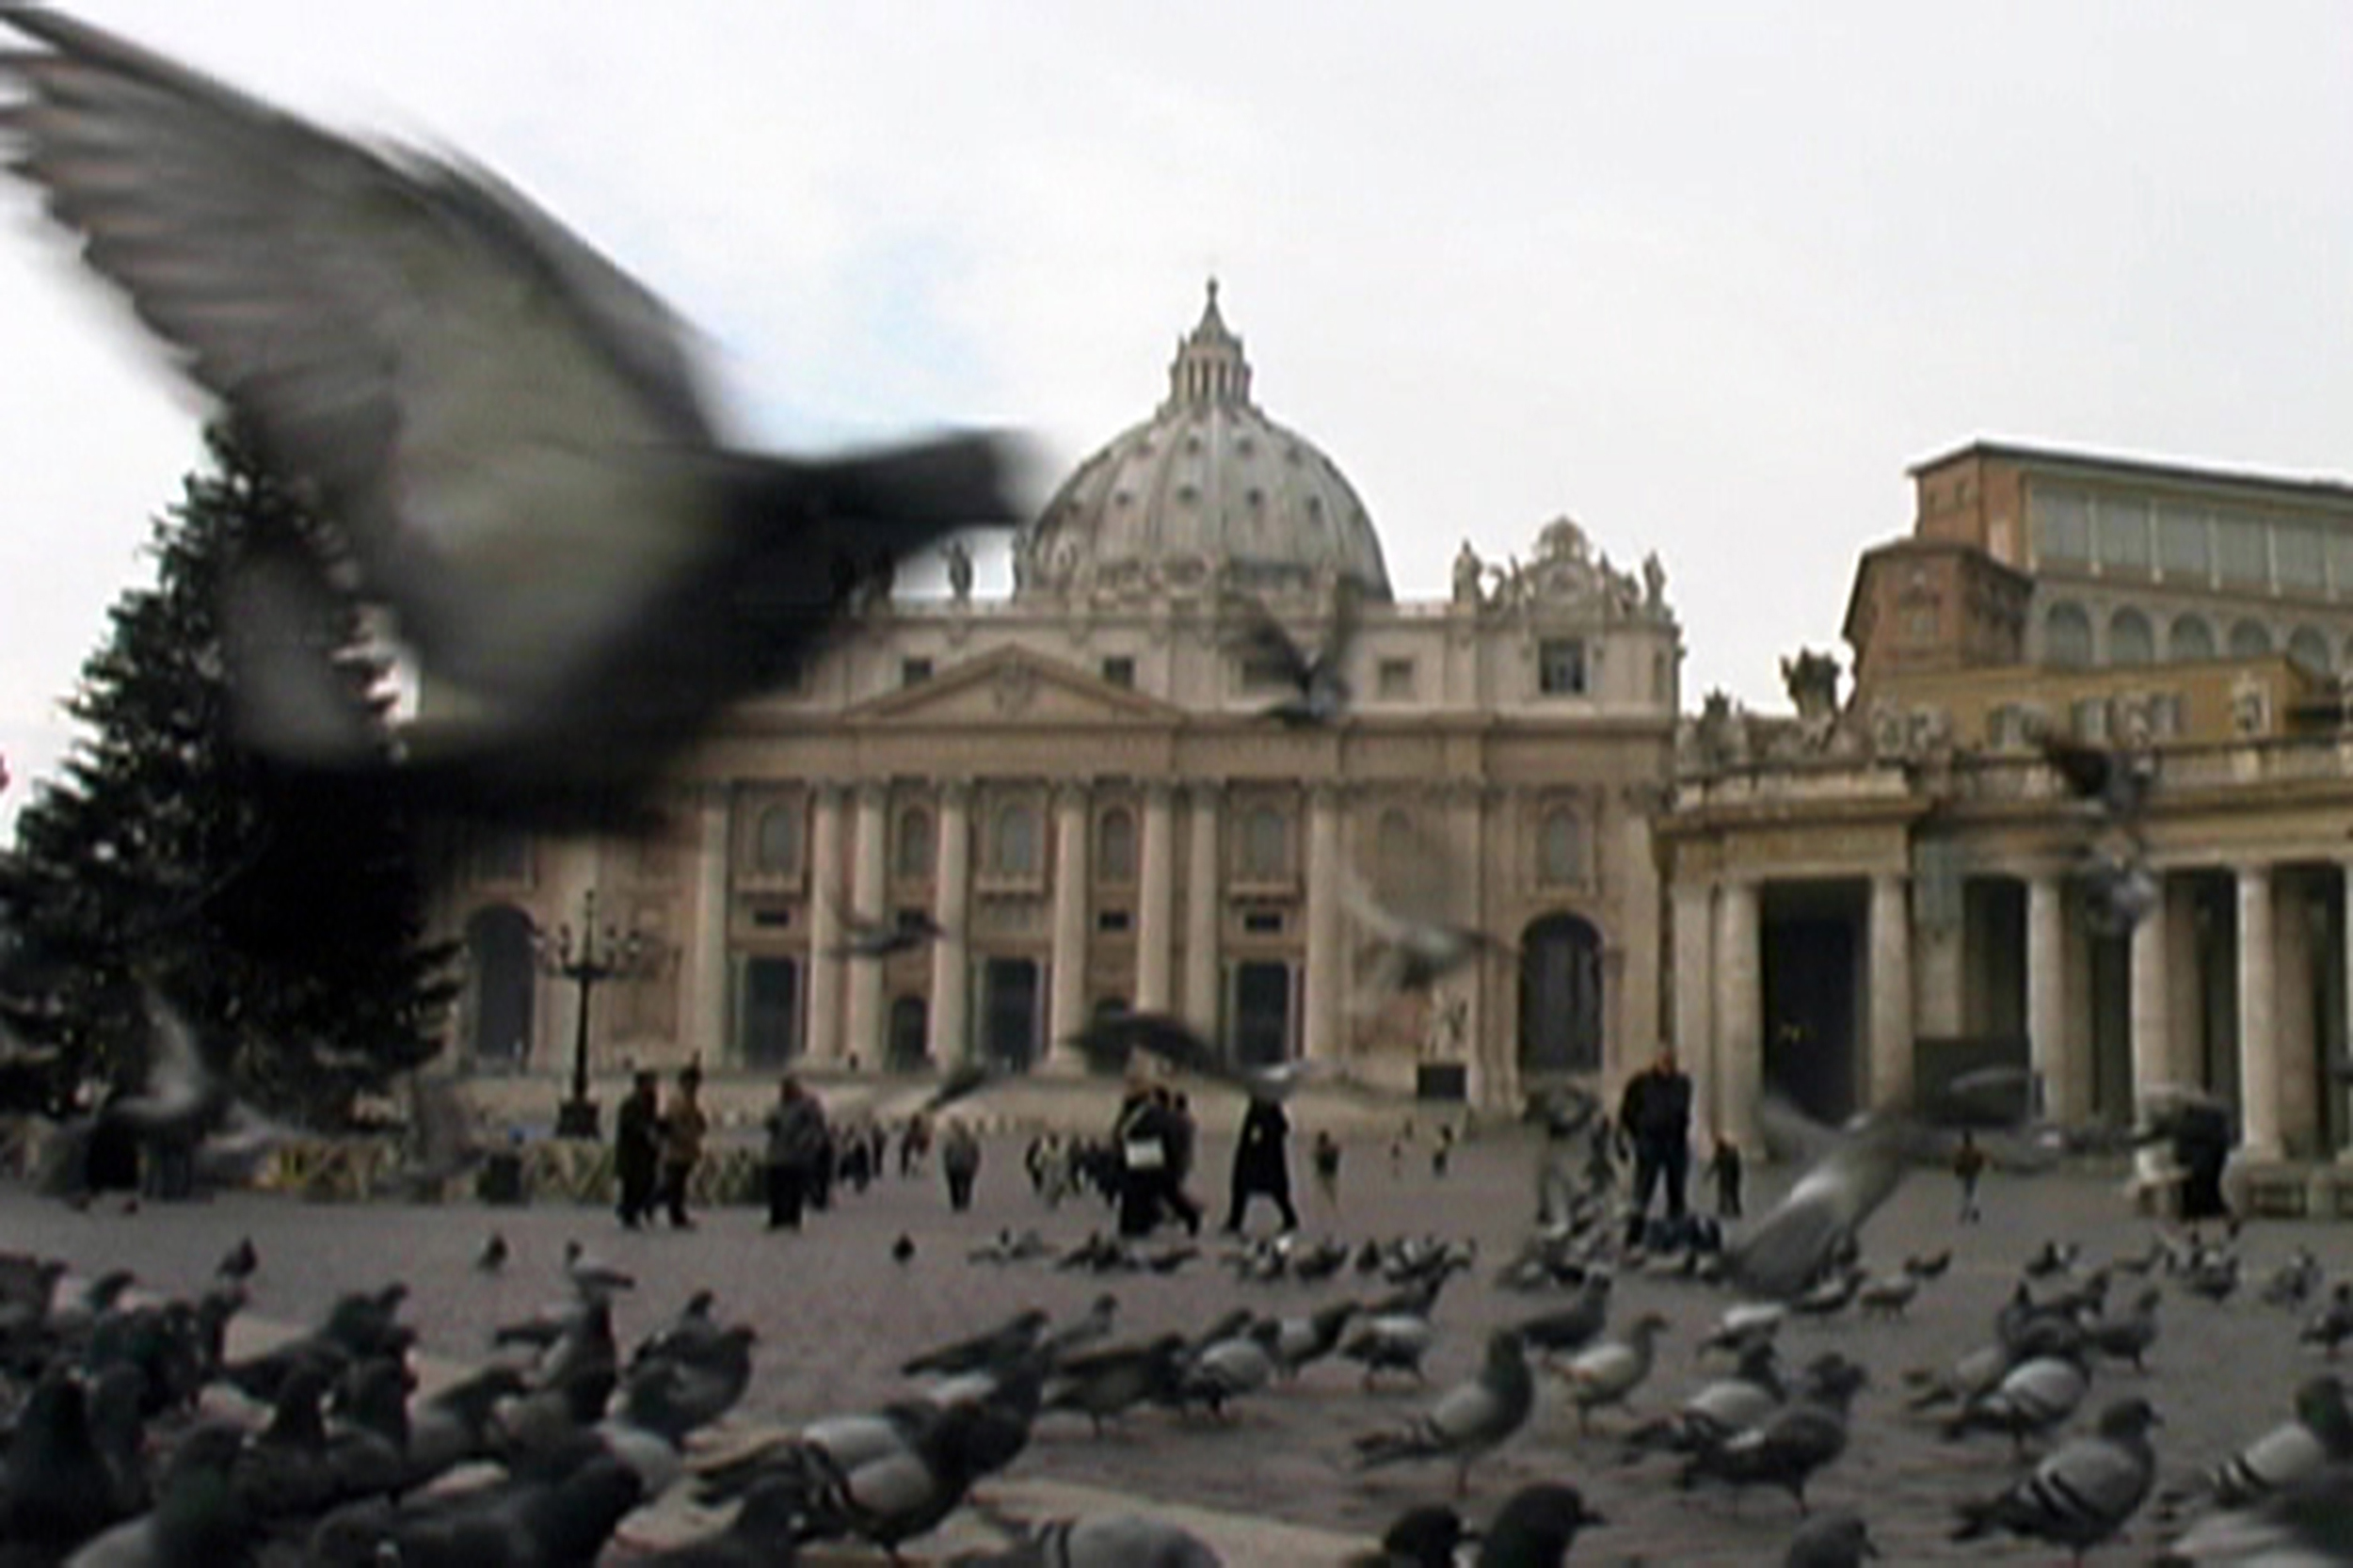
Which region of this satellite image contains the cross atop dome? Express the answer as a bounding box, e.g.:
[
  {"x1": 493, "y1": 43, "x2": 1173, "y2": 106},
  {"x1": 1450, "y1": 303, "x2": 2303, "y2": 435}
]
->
[{"x1": 1167, "y1": 277, "x2": 1252, "y2": 410}]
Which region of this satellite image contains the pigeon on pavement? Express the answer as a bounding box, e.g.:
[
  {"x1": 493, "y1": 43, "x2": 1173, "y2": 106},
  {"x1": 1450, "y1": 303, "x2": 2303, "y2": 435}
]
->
[
  {"x1": 1784, "y1": 1510, "x2": 1879, "y2": 1567},
  {"x1": 1353, "y1": 1329, "x2": 1535, "y2": 1497},
  {"x1": 1952, "y1": 1397, "x2": 2161, "y2": 1562},
  {"x1": 1474, "y1": 1482, "x2": 1605, "y2": 1567}
]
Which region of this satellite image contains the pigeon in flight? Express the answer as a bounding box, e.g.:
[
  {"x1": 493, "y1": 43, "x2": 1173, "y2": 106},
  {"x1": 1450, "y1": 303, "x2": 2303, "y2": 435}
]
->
[
  {"x1": 1225, "y1": 582, "x2": 1359, "y2": 727},
  {"x1": 0, "y1": 8, "x2": 1029, "y2": 830},
  {"x1": 1727, "y1": 1099, "x2": 1911, "y2": 1302},
  {"x1": 1062, "y1": 1011, "x2": 1323, "y2": 1101}
]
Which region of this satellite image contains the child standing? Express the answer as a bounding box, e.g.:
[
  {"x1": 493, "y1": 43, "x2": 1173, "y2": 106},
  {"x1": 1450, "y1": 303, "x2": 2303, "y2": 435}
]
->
[
  {"x1": 1954, "y1": 1129, "x2": 1988, "y2": 1224},
  {"x1": 1705, "y1": 1137, "x2": 1744, "y2": 1219},
  {"x1": 1312, "y1": 1129, "x2": 1342, "y2": 1211}
]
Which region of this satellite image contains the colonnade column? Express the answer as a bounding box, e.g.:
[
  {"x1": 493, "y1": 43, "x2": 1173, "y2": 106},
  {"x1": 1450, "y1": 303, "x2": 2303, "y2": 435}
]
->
[
  {"x1": 2237, "y1": 862, "x2": 2281, "y2": 1159},
  {"x1": 805, "y1": 786, "x2": 845, "y2": 1063},
  {"x1": 686, "y1": 787, "x2": 731, "y2": 1063},
  {"x1": 1712, "y1": 878, "x2": 1762, "y2": 1157},
  {"x1": 1671, "y1": 881, "x2": 1716, "y2": 1144},
  {"x1": 1136, "y1": 785, "x2": 1176, "y2": 1013},
  {"x1": 2128, "y1": 879, "x2": 2170, "y2": 1181},
  {"x1": 2025, "y1": 871, "x2": 2071, "y2": 1122},
  {"x1": 841, "y1": 785, "x2": 888, "y2": 1068},
  {"x1": 1183, "y1": 785, "x2": 1223, "y2": 1036},
  {"x1": 2342, "y1": 862, "x2": 2353, "y2": 1161},
  {"x1": 1868, "y1": 872, "x2": 1914, "y2": 1109},
  {"x1": 1303, "y1": 785, "x2": 1344, "y2": 1063},
  {"x1": 1045, "y1": 783, "x2": 1091, "y2": 1070},
  {"x1": 2276, "y1": 874, "x2": 2318, "y2": 1155},
  {"x1": 927, "y1": 782, "x2": 971, "y2": 1065}
]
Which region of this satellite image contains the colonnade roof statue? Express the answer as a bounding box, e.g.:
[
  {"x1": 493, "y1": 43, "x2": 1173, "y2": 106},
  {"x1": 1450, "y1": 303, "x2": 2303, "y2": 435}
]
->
[{"x1": 1014, "y1": 281, "x2": 1393, "y2": 606}]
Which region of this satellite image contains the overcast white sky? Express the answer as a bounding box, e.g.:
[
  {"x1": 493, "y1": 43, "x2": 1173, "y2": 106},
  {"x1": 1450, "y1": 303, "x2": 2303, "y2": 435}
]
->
[{"x1": 2, "y1": 3, "x2": 2347, "y2": 833}]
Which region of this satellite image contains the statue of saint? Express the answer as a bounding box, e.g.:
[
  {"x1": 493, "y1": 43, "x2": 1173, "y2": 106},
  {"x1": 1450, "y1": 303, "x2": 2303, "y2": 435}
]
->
[
  {"x1": 1452, "y1": 539, "x2": 1483, "y2": 605},
  {"x1": 1641, "y1": 552, "x2": 1667, "y2": 613},
  {"x1": 944, "y1": 538, "x2": 974, "y2": 602}
]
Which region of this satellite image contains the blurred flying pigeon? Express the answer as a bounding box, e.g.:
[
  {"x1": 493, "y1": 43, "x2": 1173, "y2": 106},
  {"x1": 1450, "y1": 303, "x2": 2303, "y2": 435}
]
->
[
  {"x1": 1225, "y1": 582, "x2": 1358, "y2": 727},
  {"x1": 1062, "y1": 1011, "x2": 1322, "y2": 1101},
  {"x1": 1340, "y1": 870, "x2": 1510, "y2": 1001},
  {"x1": 1728, "y1": 1100, "x2": 1910, "y2": 1302},
  {"x1": 828, "y1": 900, "x2": 949, "y2": 961},
  {"x1": 0, "y1": 8, "x2": 1028, "y2": 832}
]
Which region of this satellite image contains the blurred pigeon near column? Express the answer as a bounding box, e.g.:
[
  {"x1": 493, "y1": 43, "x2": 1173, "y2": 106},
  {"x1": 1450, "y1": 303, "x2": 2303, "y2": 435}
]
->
[
  {"x1": 1728, "y1": 1100, "x2": 1910, "y2": 1302},
  {"x1": 0, "y1": 7, "x2": 1031, "y2": 838}
]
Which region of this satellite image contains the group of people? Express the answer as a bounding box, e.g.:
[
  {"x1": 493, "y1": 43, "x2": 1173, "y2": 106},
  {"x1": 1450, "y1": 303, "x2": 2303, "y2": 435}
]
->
[
  {"x1": 1104, "y1": 1075, "x2": 1318, "y2": 1240},
  {"x1": 614, "y1": 1064, "x2": 707, "y2": 1229}
]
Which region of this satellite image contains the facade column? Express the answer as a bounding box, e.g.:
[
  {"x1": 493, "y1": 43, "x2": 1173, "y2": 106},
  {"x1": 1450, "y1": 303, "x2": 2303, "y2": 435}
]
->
[
  {"x1": 1713, "y1": 878, "x2": 1762, "y2": 1157},
  {"x1": 805, "y1": 786, "x2": 846, "y2": 1063},
  {"x1": 1869, "y1": 872, "x2": 1914, "y2": 1109},
  {"x1": 1671, "y1": 880, "x2": 1716, "y2": 1143},
  {"x1": 1183, "y1": 784, "x2": 1223, "y2": 1036},
  {"x1": 2025, "y1": 871, "x2": 2071, "y2": 1121},
  {"x1": 686, "y1": 787, "x2": 732, "y2": 1063},
  {"x1": 927, "y1": 781, "x2": 972, "y2": 1065},
  {"x1": 1912, "y1": 923, "x2": 1963, "y2": 1041},
  {"x1": 2276, "y1": 874, "x2": 2318, "y2": 1155},
  {"x1": 1303, "y1": 785, "x2": 1345, "y2": 1063},
  {"x1": 1045, "y1": 783, "x2": 1091, "y2": 1070},
  {"x1": 2128, "y1": 876, "x2": 2171, "y2": 1180},
  {"x1": 2237, "y1": 862, "x2": 2281, "y2": 1158},
  {"x1": 842, "y1": 785, "x2": 888, "y2": 1069},
  {"x1": 1136, "y1": 785, "x2": 1176, "y2": 1013},
  {"x1": 2342, "y1": 864, "x2": 2353, "y2": 1161}
]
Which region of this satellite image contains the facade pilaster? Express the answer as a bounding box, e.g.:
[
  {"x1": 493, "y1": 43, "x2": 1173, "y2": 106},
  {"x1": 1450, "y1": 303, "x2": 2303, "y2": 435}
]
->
[
  {"x1": 1046, "y1": 783, "x2": 1092, "y2": 1069},
  {"x1": 805, "y1": 786, "x2": 846, "y2": 1064},
  {"x1": 686, "y1": 788, "x2": 731, "y2": 1063},
  {"x1": 1183, "y1": 784, "x2": 1223, "y2": 1035},
  {"x1": 1868, "y1": 872, "x2": 1914, "y2": 1109},
  {"x1": 1303, "y1": 785, "x2": 1346, "y2": 1063},
  {"x1": 1136, "y1": 784, "x2": 1176, "y2": 1013},
  {"x1": 928, "y1": 781, "x2": 972, "y2": 1064},
  {"x1": 2276, "y1": 874, "x2": 2318, "y2": 1155},
  {"x1": 2129, "y1": 878, "x2": 2171, "y2": 1180},
  {"x1": 1671, "y1": 880, "x2": 1716, "y2": 1142},
  {"x1": 1713, "y1": 878, "x2": 1762, "y2": 1157},
  {"x1": 2236, "y1": 862, "x2": 2281, "y2": 1158},
  {"x1": 842, "y1": 785, "x2": 888, "y2": 1068},
  {"x1": 2025, "y1": 872, "x2": 2071, "y2": 1120}
]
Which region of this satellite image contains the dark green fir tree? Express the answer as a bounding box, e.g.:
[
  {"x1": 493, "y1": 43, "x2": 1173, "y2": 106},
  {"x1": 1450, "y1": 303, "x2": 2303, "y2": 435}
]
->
[{"x1": 0, "y1": 424, "x2": 456, "y2": 1123}]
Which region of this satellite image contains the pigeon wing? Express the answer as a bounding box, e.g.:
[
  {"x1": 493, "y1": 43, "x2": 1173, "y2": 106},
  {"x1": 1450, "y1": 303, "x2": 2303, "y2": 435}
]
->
[{"x1": 1, "y1": 8, "x2": 728, "y2": 722}]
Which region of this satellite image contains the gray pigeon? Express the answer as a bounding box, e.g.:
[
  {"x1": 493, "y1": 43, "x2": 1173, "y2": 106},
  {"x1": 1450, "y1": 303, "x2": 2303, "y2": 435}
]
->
[
  {"x1": 1353, "y1": 1329, "x2": 1535, "y2": 1497},
  {"x1": 2194, "y1": 1374, "x2": 2353, "y2": 1511},
  {"x1": 1728, "y1": 1101, "x2": 1909, "y2": 1301},
  {"x1": 951, "y1": 1513, "x2": 1225, "y2": 1568},
  {"x1": 2159, "y1": 1461, "x2": 2353, "y2": 1565},
  {"x1": 0, "y1": 7, "x2": 1025, "y2": 831},
  {"x1": 1953, "y1": 1397, "x2": 2161, "y2": 1562}
]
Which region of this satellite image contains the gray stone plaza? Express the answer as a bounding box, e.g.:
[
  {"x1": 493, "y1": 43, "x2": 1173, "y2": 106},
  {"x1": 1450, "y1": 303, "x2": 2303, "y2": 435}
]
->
[{"x1": 9, "y1": 1126, "x2": 2352, "y2": 1563}]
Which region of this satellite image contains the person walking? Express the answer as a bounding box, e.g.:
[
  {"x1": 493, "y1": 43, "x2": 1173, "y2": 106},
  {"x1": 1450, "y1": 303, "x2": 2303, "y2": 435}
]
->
[
  {"x1": 1617, "y1": 1048, "x2": 1694, "y2": 1250},
  {"x1": 1705, "y1": 1136, "x2": 1744, "y2": 1219},
  {"x1": 1160, "y1": 1090, "x2": 1205, "y2": 1235},
  {"x1": 1113, "y1": 1077, "x2": 1173, "y2": 1238},
  {"x1": 1953, "y1": 1128, "x2": 1988, "y2": 1224},
  {"x1": 1225, "y1": 1095, "x2": 1300, "y2": 1235},
  {"x1": 614, "y1": 1070, "x2": 662, "y2": 1229},
  {"x1": 658, "y1": 1064, "x2": 708, "y2": 1230},
  {"x1": 762, "y1": 1075, "x2": 827, "y2": 1230},
  {"x1": 941, "y1": 1120, "x2": 982, "y2": 1212}
]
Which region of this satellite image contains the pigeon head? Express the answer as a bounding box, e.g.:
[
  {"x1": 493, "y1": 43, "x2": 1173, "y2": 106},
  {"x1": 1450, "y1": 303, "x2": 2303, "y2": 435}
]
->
[
  {"x1": 2095, "y1": 1398, "x2": 2161, "y2": 1439},
  {"x1": 2297, "y1": 1376, "x2": 2353, "y2": 1454}
]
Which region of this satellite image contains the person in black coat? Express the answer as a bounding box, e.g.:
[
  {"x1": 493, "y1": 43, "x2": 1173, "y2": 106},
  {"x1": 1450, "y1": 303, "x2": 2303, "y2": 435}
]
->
[
  {"x1": 1618, "y1": 1049, "x2": 1693, "y2": 1249},
  {"x1": 1225, "y1": 1096, "x2": 1300, "y2": 1234},
  {"x1": 1113, "y1": 1083, "x2": 1174, "y2": 1238},
  {"x1": 613, "y1": 1070, "x2": 662, "y2": 1229}
]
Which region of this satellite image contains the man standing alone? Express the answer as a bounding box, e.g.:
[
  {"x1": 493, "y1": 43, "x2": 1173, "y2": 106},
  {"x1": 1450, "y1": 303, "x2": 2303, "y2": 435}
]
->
[
  {"x1": 615, "y1": 1070, "x2": 662, "y2": 1229},
  {"x1": 1618, "y1": 1048, "x2": 1693, "y2": 1249},
  {"x1": 762, "y1": 1075, "x2": 826, "y2": 1230}
]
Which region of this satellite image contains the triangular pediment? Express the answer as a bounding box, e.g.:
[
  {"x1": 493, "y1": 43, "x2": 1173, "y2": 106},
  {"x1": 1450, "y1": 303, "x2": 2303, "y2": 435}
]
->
[{"x1": 845, "y1": 645, "x2": 1183, "y2": 728}]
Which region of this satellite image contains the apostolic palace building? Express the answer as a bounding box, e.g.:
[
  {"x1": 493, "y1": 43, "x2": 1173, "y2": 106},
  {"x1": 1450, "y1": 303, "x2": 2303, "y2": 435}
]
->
[{"x1": 440, "y1": 289, "x2": 2353, "y2": 1197}]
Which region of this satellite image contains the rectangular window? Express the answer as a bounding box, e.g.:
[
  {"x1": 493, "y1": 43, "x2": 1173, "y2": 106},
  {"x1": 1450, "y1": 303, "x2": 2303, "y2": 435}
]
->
[
  {"x1": 1241, "y1": 909, "x2": 1285, "y2": 935},
  {"x1": 2148, "y1": 693, "x2": 2185, "y2": 740},
  {"x1": 1095, "y1": 908, "x2": 1131, "y2": 934},
  {"x1": 2216, "y1": 515, "x2": 2268, "y2": 584},
  {"x1": 2094, "y1": 495, "x2": 2149, "y2": 573},
  {"x1": 1238, "y1": 655, "x2": 1293, "y2": 692},
  {"x1": 1377, "y1": 657, "x2": 1416, "y2": 698},
  {"x1": 901, "y1": 658, "x2": 934, "y2": 687},
  {"x1": 2276, "y1": 523, "x2": 2325, "y2": 594},
  {"x1": 1903, "y1": 607, "x2": 1939, "y2": 642},
  {"x1": 2071, "y1": 696, "x2": 2108, "y2": 743},
  {"x1": 1537, "y1": 638, "x2": 1588, "y2": 696},
  {"x1": 2030, "y1": 486, "x2": 2091, "y2": 563},
  {"x1": 751, "y1": 906, "x2": 793, "y2": 929},
  {"x1": 1099, "y1": 656, "x2": 1136, "y2": 689},
  {"x1": 2157, "y1": 504, "x2": 2209, "y2": 579}
]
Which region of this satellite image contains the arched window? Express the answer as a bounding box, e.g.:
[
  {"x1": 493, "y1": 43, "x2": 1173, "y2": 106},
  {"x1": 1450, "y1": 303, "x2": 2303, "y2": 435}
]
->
[
  {"x1": 1540, "y1": 808, "x2": 1586, "y2": 886},
  {"x1": 2288, "y1": 627, "x2": 2332, "y2": 674},
  {"x1": 2107, "y1": 608, "x2": 2153, "y2": 666},
  {"x1": 991, "y1": 802, "x2": 1039, "y2": 877},
  {"x1": 2230, "y1": 620, "x2": 2274, "y2": 660},
  {"x1": 1239, "y1": 807, "x2": 1289, "y2": 881},
  {"x1": 2169, "y1": 614, "x2": 2216, "y2": 663},
  {"x1": 2043, "y1": 603, "x2": 2091, "y2": 668},
  {"x1": 1096, "y1": 808, "x2": 1137, "y2": 884},
  {"x1": 894, "y1": 808, "x2": 935, "y2": 881},
  {"x1": 755, "y1": 804, "x2": 800, "y2": 876}
]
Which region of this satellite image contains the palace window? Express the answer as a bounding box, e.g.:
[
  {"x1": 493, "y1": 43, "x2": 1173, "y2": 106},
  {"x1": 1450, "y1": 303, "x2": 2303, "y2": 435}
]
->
[
  {"x1": 894, "y1": 807, "x2": 935, "y2": 880},
  {"x1": 1537, "y1": 638, "x2": 1588, "y2": 696},
  {"x1": 1096, "y1": 808, "x2": 1137, "y2": 884},
  {"x1": 990, "y1": 802, "x2": 1040, "y2": 878},
  {"x1": 1377, "y1": 658, "x2": 1416, "y2": 699},
  {"x1": 2043, "y1": 603, "x2": 2092, "y2": 668},
  {"x1": 1238, "y1": 807, "x2": 1289, "y2": 882},
  {"x1": 2169, "y1": 614, "x2": 2216, "y2": 662},
  {"x1": 2108, "y1": 608, "x2": 2153, "y2": 666},
  {"x1": 1539, "y1": 808, "x2": 1587, "y2": 886},
  {"x1": 754, "y1": 804, "x2": 801, "y2": 878},
  {"x1": 901, "y1": 657, "x2": 934, "y2": 688},
  {"x1": 2230, "y1": 620, "x2": 2274, "y2": 659},
  {"x1": 1100, "y1": 656, "x2": 1136, "y2": 689}
]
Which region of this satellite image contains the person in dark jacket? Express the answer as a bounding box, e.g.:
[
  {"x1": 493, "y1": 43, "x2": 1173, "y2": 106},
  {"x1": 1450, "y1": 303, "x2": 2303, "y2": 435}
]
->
[
  {"x1": 1225, "y1": 1095, "x2": 1300, "y2": 1234},
  {"x1": 614, "y1": 1070, "x2": 662, "y2": 1229},
  {"x1": 1113, "y1": 1080, "x2": 1174, "y2": 1238},
  {"x1": 1618, "y1": 1049, "x2": 1693, "y2": 1248},
  {"x1": 941, "y1": 1120, "x2": 982, "y2": 1211},
  {"x1": 762, "y1": 1075, "x2": 827, "y2": 1230}
]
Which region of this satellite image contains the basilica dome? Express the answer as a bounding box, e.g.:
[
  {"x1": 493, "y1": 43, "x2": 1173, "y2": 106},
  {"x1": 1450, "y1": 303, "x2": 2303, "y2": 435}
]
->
[{"x1": 1013, "y1": 284, "x2": 1392, "y2": 603}]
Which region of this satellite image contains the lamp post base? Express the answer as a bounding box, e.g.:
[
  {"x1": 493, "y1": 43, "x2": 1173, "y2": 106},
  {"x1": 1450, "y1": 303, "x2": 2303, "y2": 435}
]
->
[{"x1": 555, "y1": 1097, "x2": 601, "y2": 1140}]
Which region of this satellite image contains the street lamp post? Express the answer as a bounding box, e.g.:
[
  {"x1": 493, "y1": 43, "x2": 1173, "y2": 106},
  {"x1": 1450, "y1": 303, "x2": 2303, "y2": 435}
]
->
[{"x1": 535, "y1": 888, "x2": 650, "y2": 1140}]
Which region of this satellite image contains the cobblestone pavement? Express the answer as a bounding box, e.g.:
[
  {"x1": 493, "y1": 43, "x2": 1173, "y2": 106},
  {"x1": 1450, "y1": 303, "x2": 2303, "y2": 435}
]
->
[{"x1": 8, "y1": 1126, "x2": 2352, "y2": 1564}]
